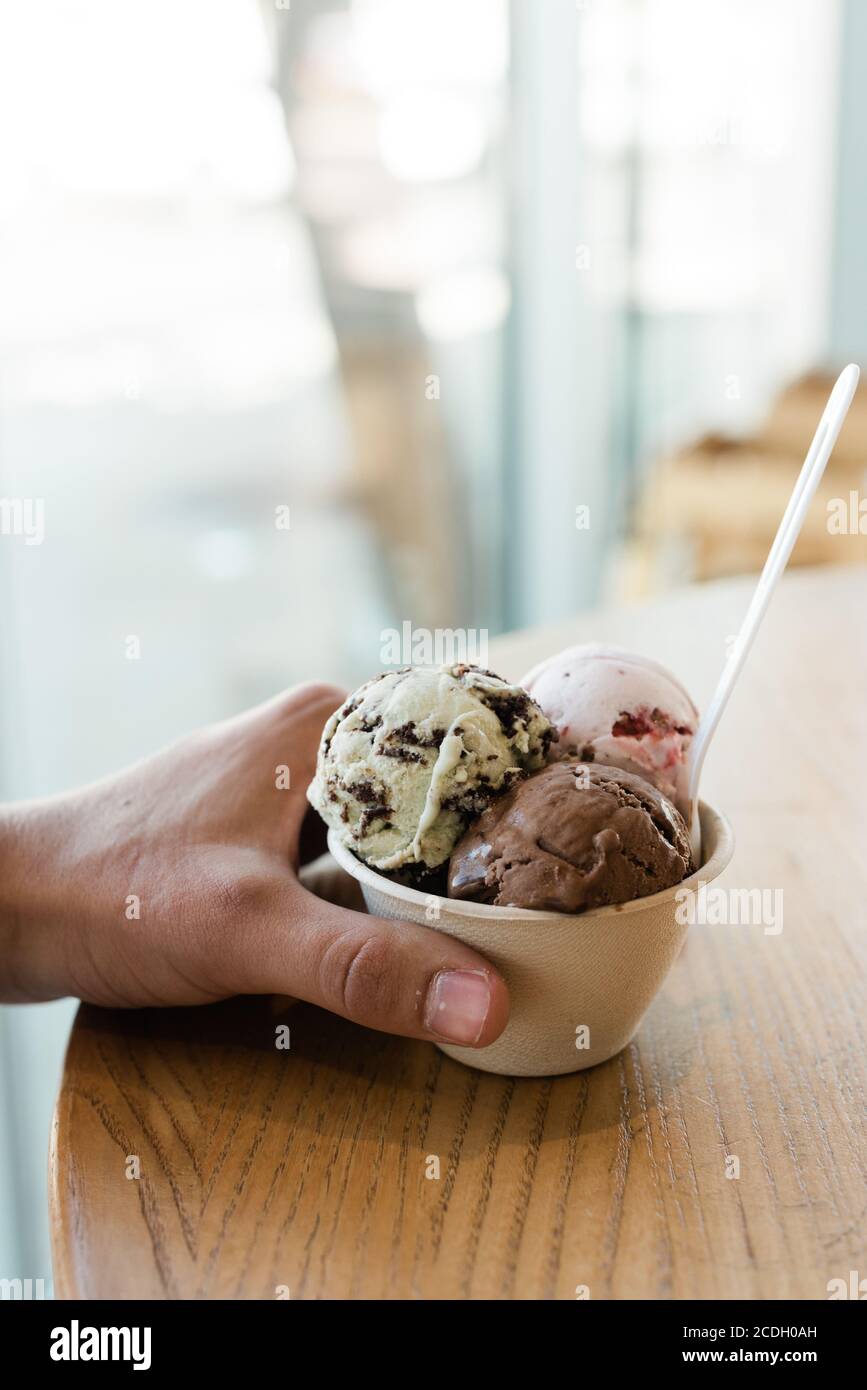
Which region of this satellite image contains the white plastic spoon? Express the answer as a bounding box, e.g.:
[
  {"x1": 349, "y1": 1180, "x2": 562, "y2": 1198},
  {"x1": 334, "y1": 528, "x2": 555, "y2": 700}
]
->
[{"x1": 686, "y1": 362, "x2": 860, "y2": 864}]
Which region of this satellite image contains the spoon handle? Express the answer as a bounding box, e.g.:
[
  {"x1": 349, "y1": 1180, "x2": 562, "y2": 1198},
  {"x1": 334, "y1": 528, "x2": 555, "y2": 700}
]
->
[{"x1": 687, "y1": 363, "x2": 860, "y2": 823}]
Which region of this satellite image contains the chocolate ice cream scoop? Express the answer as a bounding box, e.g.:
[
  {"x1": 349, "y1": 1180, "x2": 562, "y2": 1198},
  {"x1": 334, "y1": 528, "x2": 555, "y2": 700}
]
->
[{"x1": 447, "y1": 761, "x2": 693, "y2": 913}]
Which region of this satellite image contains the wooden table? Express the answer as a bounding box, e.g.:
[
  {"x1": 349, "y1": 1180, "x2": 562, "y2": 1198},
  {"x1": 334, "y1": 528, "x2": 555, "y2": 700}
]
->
[{"x1": 50, "y1": 567, "x2": 867, "y2": 1300}]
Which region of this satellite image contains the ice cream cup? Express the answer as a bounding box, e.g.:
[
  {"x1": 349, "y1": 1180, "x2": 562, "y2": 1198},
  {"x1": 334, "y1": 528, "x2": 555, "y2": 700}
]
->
[{"x1": 327, "y1": 800, "x2": 733, "y2": 1077}]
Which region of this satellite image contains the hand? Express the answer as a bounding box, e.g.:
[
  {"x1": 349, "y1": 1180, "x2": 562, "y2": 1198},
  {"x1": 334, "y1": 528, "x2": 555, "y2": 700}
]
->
[{"x1": 0, "y1": 684, "x2": 509, "y2": 1048}]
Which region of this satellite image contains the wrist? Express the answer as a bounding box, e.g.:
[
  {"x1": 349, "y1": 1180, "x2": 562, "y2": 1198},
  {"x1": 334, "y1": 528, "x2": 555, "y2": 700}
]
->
[{"x1": 0, "y1": 799, "x2": 71, "y2": 1002}]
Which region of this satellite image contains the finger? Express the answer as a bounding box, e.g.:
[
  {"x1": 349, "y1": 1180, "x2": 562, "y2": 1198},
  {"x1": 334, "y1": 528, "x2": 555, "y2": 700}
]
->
[
  {"x1": 267, "y1": 683, "x2": 344, "y2": 863},
  {"x1": 247, "y1": 882, "x2": 510, "y2": 1048},
  {"x1": 208, "y1": 681, "x2": 345, "y2": 860},
  {"x1": 298, "y1": 850, "x2": 365, "y2": 911},
  {"x1": 220, "y1": 679, "x2": 346, "y2": 749}
]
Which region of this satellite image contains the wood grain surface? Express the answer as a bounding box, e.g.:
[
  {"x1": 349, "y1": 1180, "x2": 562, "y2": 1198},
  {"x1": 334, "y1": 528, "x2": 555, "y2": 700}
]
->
[{"x1": 50, "y1": 566, "x2": 867, "y2": 1299}]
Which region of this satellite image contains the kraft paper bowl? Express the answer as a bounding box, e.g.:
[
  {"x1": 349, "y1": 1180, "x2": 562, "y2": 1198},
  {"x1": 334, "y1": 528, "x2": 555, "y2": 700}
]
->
[{"x1": 326, "y1": 801, "x2": 733, "y2": 1077}]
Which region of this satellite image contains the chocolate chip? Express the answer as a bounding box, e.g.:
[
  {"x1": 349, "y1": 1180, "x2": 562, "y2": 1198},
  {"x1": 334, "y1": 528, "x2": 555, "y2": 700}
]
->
[
  {"x1": 478, "y1": 689, "x2": 533, "y2": 737},
  {"x1": 338, "y1": 695, "x2": 362, "y2": 721},
  {"x1": 441, "y1": 788, "x2": 495, "y2": 817},
  {"x1": 379, "y1": 744, "x2": 424, "y2": 764},
  {"x1": 347, "y1": 778, "x2": 390, "y2": 807},
  {"x1": 358, "y1": 803, "x2": 392, "y2": 835},
  {"x1": 451, "y1": 663, "x2": 503, "y2": 681},
  {"x1": 387, "y1": 722, "x2": 446, "y2": 749}
]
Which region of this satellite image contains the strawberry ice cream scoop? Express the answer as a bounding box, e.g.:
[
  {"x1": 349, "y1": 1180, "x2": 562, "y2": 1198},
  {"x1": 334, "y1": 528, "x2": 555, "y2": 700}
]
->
[{"x1": 521, "y1": 643, "x2": 698, "y2": 819}]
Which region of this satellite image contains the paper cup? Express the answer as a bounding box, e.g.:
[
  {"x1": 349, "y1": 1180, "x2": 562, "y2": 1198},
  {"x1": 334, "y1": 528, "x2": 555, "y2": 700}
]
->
[{"x1": 326, "y1": 801, "x2": 733, "y2": 1077}]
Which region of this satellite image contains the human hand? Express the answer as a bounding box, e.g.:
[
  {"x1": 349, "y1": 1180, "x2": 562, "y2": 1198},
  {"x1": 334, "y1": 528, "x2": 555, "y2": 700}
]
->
[{"x1": 0, "y1": 684, "x2": 509, "y2": 1047}]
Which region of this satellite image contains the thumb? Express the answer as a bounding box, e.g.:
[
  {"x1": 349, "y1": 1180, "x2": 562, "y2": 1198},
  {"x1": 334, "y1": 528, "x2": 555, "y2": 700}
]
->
[{"x1": 250, "y1": 881, "x2": 510, "y2": 1048}]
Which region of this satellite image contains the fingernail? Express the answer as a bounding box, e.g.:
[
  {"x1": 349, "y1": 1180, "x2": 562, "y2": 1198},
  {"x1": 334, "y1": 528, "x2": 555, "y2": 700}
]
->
[{"x1": 424, "y1": 969, "x2": 492, "y2": 1046}]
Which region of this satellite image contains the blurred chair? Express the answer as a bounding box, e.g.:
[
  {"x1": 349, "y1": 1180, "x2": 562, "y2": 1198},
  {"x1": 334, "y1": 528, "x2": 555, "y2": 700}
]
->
[{"x1": 630, "y1": 372, "x2": 867, "y2": 590}]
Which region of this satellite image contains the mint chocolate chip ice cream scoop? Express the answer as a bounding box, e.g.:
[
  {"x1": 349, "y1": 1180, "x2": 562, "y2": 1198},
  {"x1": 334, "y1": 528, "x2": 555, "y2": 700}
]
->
[
  {"x1": 307, "y1": 664, "x2": 555, "y2": 873},
  {"x1": 448, "y1": 761, "x2": 693, "y2": 912}
]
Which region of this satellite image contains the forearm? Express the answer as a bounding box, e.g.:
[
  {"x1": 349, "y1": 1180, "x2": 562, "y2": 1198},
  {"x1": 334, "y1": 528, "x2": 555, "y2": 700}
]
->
[{"x1": 0, "y1": 800, "x2": 73, "y2": 1002}]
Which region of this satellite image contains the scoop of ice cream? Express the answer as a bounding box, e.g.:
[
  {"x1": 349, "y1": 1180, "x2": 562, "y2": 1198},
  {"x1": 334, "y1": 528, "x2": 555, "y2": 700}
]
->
[
  {"x1": 521, "y1": 643, "x2": 698, "y2": 817},
  {"x1": 307, "y1": 664, "x2": 555, "y2": 873},
  {"x1": 448, "y1": 761, "x2": 693, "y2": 912}
]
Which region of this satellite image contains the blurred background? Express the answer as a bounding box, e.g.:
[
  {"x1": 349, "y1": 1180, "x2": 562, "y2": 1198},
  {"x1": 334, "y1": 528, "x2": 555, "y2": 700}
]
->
[{"x1": 2, "y1": 0, "x2": 866, "y2": 1290}]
